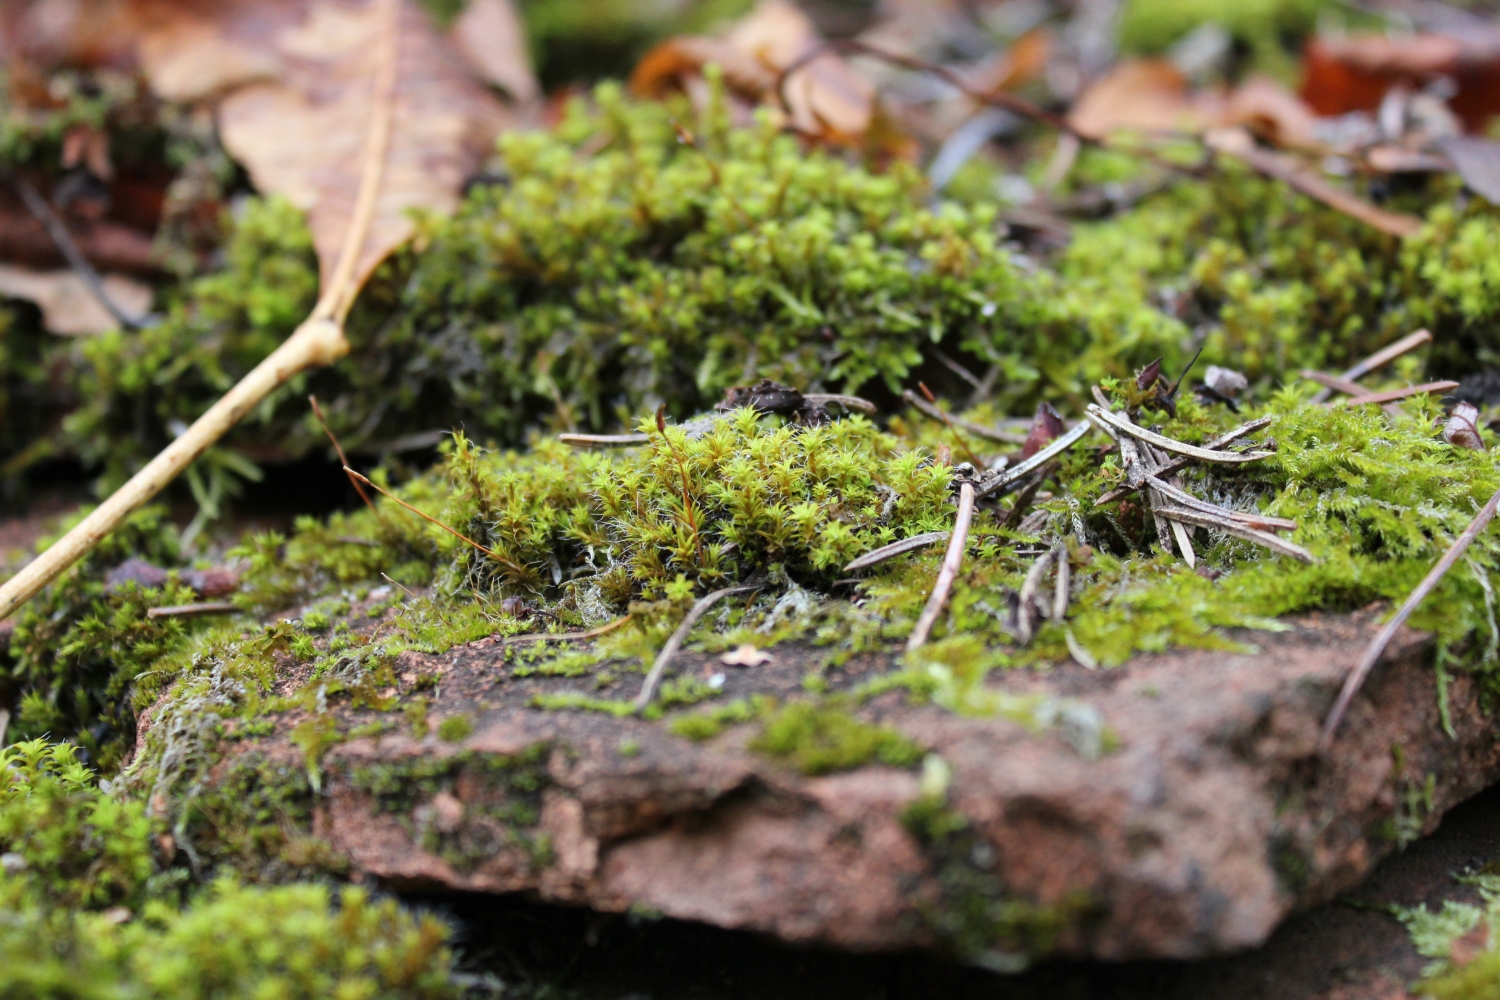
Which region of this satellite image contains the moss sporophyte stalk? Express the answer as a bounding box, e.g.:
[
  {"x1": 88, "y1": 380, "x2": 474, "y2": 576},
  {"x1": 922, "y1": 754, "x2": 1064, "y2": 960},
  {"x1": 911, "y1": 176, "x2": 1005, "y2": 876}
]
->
[{"x1": 7, "y1": 77, "x2": 1500, "y2": 986}]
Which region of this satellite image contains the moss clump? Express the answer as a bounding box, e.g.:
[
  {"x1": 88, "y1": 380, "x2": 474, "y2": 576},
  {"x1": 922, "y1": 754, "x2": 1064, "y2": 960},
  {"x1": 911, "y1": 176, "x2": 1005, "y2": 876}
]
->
[
  {"x1": 749, "y1": 702, "x2": 922, "y2": 775},
  {"x1": 3, "y1": 505, "x2": 203, "y2": 771},
  {"x1": 0, "y1": 739, "x2": 460, "y2": 998},
  {"x1": 1118, "y1": 0, "x2": 1326, "y2": 74}
]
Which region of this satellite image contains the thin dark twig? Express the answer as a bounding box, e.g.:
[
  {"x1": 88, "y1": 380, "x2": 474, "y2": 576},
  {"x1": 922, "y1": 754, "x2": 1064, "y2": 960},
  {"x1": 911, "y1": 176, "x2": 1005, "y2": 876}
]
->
[
  {"x1": 7, "y1": 174, "x2": 152, "y2": 330},
  {"x1": 918, "y1": 382, "x2": 982, "y2": 467},
  {"x1": 902, "y1": 390, "x2": 1028, "y2": 444},
  {"x1": 311, "y1": 396, "x2": 376, "y2": 515},
  {"x1": 1165, "y1": 345, "x2": 1204, "y2": 399},
  {"x1": 1319, "y1": 484, "x2": 1500, "y2": 751},
  {"x1": 1308, "y1": 329, "x2": 1432, "y2": 404},
  {"x1": 344, "y1": 467, "x2": 527, "y2": 575},
  {"x1": 774, "y1": 38, "x2": 1079, "y2": 140},
  {"x1": 907, "y1": 482, "x2": 976, "y2": 651},
  {"x1": 635, "y1": 586, "x2": 757, "y2": 711},
  {"x1": 1333, "y1": 380, "x2": 1458, "y2": 408},
  {"x1": 976, "y1": 421, "x2": 1091, "y2": 499}
]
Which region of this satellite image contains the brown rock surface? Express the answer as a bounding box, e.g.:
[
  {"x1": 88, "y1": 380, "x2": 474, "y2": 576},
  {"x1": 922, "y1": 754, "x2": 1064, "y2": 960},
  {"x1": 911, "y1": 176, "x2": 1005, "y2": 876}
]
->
[{"x1": 202, "y1": 608, "x2": 1500, "y2": 962}]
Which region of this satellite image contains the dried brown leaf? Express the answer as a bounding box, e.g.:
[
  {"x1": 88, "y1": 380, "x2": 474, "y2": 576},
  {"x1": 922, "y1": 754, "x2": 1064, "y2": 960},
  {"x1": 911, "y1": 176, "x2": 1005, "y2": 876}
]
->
[
  {"x1": 631, "y1": 0, "x2": 873, "y2": 144},
  {"x1": 0, "y1": 263, "x2": 151, "y2": 335},
  {"x1": 134, "y1": 0, "x2": 509, "y2": 293},
  {"x1": 450, "y1": 0, "x2": 537, "y2": 104},
  {"x1": 1444, "y1": 402, "x2": 1486, "y2": 451}
]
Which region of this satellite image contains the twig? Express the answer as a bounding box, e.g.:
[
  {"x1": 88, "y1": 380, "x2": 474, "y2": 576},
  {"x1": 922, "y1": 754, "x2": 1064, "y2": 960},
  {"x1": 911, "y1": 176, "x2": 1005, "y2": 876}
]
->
[
  {"x1": 506, "y1": 615, "x2": 633, "y2": 645},
  {"x1": 901, "y1": 390, "x2": 1028, "y2": 444},
  {"x1": 635, "y1": 585, "x2": 757, "y2": 711},
  {"x1": 1016, "y1": 546, "x2": 1055, "y2": 645},
  {"x1": 558, "y1": 433, "x2": 651, "y2": 447},
  {"x1": 843, "y1": 531, "x2": 950, "y2": 572},
  {"x1": 146, "y1": 602, "x2": 238, "y2": 619},
  {"x1": 1000, "y1": 463, "x2": 1054, "y2": 529},
  {"x1": 1310, "y1": 329, "x2": 1432, "y2": 404},
  {"x1": 1204, "y1": 129, "x2": 1424, "y2": 239},
  {"x1": 976, "y1": 421, "x2": 1092, "y2": 499},
  {"x1": 1087, "y1": 406, "x2": 1274, "y2": 464},
  {"x1": 1053, "y1": 545, "x2": 1070, "y2": 621},
  {"x1": 916, "y1": 382, "x2": 982, "y2": 467},
  {"x1": 1320, "y1": 484, "x2": 1500, "y2": 751},
  {"x1": 1333, "y1": 380, "x2": 1459, "y2": 408},
  {"x1": 0, "y1": 0, "x2": 403, "y2": 624},
  {"x1": 906, "y1": 483, "x2": 976, "y2": 652},
  {"x1": 1094, "y1": 416, "x2": 1274, "y2": 505},
  {"x1": 1158, "y1": 507, "x2": 1316, "y2": 563},
  {"x1": 345, "y1": 467, "x2": 526, "y2": 575},
  {"x1": 6, "y1": 174, "x2": 153, "y2": 330},
  {"x1": 802, "y1": 393, "x2": 877, "y2": 414},
  {"x1": 1144, "y1": 474, "x2": 1298, "y2": 532},
  {"x1": 311, "y1": 395, "x2": 376, "y2": 515}
]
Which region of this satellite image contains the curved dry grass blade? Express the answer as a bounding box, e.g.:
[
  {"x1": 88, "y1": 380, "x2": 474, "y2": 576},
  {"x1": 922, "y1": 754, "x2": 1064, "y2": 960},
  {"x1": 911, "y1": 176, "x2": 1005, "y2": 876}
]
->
[
  {"x1": 1015, "y1": 546, "x2": 1056, "y2": 645},
  {"x1": 843, "y1": 531, "x2": 950, "y2": 572},
  {"x1": 1159, "y1": 507, "x2": 1316, "y2": 563},
  {"x1": 1319, "y1": 484, "x2": 1500, "y2": 751},
  {"x1": 146, "y1": 602, "x2": 238, "y2": 619},
  {"x1": 635, "y1": 585, "x2": 758, "y2": 711},
  {"x1": 976, "y1": 421, "x2": 1092, "y2": 499},
  {"x1": 1087, "y1": 406, "x2": 1273, "y2": 464},
  {"x1": 906, "y1": 483, "x2": 976, "y2": 652}
]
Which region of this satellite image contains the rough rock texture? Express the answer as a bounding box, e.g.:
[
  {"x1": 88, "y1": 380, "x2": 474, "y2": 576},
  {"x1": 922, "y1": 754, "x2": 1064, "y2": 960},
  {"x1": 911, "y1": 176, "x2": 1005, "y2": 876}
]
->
[{"x1": 204, "y1": 608, "x2": 1500, "y2": 962}]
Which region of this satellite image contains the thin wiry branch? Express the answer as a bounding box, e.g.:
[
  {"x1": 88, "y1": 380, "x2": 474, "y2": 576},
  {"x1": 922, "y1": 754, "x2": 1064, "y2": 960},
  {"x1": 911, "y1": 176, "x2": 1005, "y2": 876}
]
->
[
  {"x1": 844, "y1": 531, "x2": 950, "y2": 572},
  {"x1": 636, "y1": 585, "x2": 758, "y2": 711},
  {"x1": 1319, "y1": 484, "x2": 1500, "y2": 751}
]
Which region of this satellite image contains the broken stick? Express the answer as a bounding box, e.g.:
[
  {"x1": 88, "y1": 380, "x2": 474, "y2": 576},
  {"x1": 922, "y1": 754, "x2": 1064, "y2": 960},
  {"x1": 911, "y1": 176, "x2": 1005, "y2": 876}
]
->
[
  {"x1": 906, "y1": 482, "x2": 976, "y2": 652},
  {"x1": 0, "y1": 0, "x2": 403, "y2": 624},
  {"x1": 1319, "y1": 483, "x2": 1500, "y2": 751}
]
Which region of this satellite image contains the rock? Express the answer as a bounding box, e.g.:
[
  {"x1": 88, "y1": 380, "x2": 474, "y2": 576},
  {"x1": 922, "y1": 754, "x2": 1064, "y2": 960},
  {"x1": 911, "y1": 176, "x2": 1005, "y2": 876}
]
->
[{"x1": 187, "y1": 609, "x2": 1500, "y2": 963}]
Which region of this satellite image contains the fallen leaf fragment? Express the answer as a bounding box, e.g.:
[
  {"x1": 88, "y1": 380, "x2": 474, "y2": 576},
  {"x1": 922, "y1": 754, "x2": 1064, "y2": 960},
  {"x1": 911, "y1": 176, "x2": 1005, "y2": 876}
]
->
[
  {"x1": 134, "y1": 0, "x2": 509, "y2": 291},
  {"x1": 1444, "y1": 402, "x2": 1486, "y2": 451},
  {"x1": 450, "y1": 0, "x2": 537, "y2": 104},
  {"x1": 0, "y1": 263, "x2": 151, "y2": 335},
  {"x1": 1068, "y1": 60, "x2": 1206, "y2": 139},
  {"x1": 721, "y1": 644, "x2": 772, "y2": 668},
  {"x1": 1437, "y1": 136, "x2": 1500, "y2": 204},
  {"x1": 1301, "y1": 33, "x2": 1500, "y2": 133},
  {"x1": 631, "y1": 0, "x2": 874, "y2": 143}
]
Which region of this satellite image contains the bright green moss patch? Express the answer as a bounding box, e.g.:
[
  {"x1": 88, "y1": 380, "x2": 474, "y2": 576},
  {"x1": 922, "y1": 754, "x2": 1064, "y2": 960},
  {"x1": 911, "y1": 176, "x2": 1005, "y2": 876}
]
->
[{"x1": 749, "y1": 702, "x2": 923, "y2": 775}]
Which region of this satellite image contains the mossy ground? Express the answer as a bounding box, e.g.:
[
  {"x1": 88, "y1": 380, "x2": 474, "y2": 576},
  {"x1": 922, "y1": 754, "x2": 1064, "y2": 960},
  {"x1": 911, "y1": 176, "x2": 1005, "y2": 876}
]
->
[{"x1": 6, "y1": 30, "x2": 1500, "y2": 992}]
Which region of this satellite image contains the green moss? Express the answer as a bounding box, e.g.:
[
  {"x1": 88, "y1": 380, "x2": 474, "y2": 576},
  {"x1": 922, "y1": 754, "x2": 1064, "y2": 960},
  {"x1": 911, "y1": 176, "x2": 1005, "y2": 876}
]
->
[
  {"x1": 1118, "y1": 0, "x2": 1326, "y2": 75},
  {"x1": 3, "y1": 506, "x2": 212, "y2": 771},
  {"x1": 351, "y1": 746, "x2": 552, "y2": 871},
  {"x1": 436, "y1": 714, "x2": 474, "y2": 742},
  {"x1": 669, "y1": 696, "x2": 765, "y2": 741},
  {"x1": 900, "y1": 787, "x2": 1093, "y2": 967},
  {"x1": 749, "y1": 701, "x2": 922, "y2": 775}
]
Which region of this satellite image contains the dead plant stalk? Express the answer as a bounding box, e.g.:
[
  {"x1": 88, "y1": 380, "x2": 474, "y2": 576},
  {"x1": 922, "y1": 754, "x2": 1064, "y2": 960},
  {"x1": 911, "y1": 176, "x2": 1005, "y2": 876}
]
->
[
  {"x1": 1319, "y1": 483, "x2": 1500, "y2": 751},
  {"x1": 0, "y1": 0, "x2": 403, "y2": 623},
  {"x1": 907, "y1": 482, "x2": 976, "y2": 652}
]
